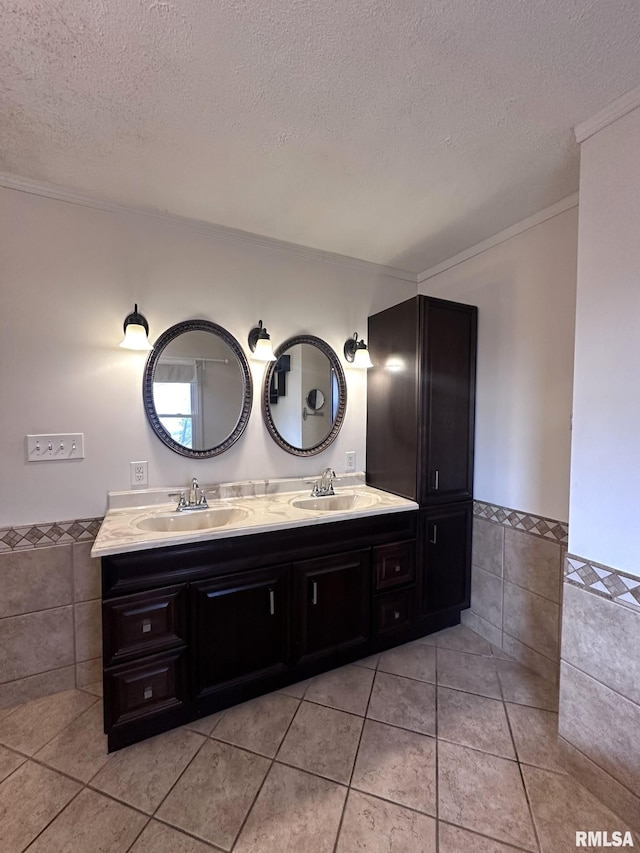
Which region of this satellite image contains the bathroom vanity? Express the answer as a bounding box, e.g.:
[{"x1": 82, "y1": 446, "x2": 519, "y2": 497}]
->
[
  {"x1": 94, "y1": 296, "x2": 476, "y2": 752},
  {"x1": 94, "y1": 483, "x2": 429, "y2": 751}
]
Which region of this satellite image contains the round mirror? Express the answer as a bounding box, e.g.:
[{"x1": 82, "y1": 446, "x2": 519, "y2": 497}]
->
[
  {"x1": 306, "y1": 388, "x2": 325, "y2": 411},
  {"x1": 143, "y1": 319, "x2": 252, "y2": 458},
  {"x1": 262, "y1": 335, "x2": 347, "y2": 456}
]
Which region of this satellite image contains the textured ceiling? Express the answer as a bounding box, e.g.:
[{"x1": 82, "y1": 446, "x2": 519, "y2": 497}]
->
[{"x1": 1, "y1": 0, "x2": 640, "y2": 274}]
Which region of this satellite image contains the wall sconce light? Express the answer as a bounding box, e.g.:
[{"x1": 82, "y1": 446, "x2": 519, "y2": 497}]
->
[
  {"x1": 344, "y1": 332, "x2": 373, "y2": 368},
  {"x1": 248, "y1": 320, "x2": 277, "y2": 361},
  {"x1": 119, "y1": 304, "x2": 152, "y2": 351}
]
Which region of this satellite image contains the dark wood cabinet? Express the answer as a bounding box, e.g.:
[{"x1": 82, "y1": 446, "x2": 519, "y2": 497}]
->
[
  {"x1": 419, "y1": 503, "x2": 473, "y2": 615},
  {"x1": 103, "y1": 584, "x2": 187, "y2": 666},
  {"x1": 101, "y1": 511, "x2": 416, "y2": 751},
  {"x1": 191, "y1": 565, "x2": 289, "y2": 699},
  {"x1": 294, "y1": 550, "x2": 370, "y2": 664},
  {"x1": 366, "y1": 295, "x2": 477, "y2": 626}
]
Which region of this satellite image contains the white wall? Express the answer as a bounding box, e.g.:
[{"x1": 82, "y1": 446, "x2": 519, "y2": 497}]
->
[
  {"x1": 569, "y1": 105, "x2": 640, "y2": 577},
  {"x1": 0, "y1": 187, "x2": 415, "y2": 527},
  {"x1": 420, "y1": 208, "x2": 578, "y2": 522}
]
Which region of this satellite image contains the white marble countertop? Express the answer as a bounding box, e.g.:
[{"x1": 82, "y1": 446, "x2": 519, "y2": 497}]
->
[{"x1": 91, "y1": 475, "x2": 418, "y2": 558}]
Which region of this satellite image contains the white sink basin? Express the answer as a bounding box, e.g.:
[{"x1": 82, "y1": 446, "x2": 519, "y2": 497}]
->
[
  {"x1": 290, "y1": 492, "x2": 376, "y2": 512},
  {"x1": 136, "y1": 507, "x2": 248, "y2": 533}
]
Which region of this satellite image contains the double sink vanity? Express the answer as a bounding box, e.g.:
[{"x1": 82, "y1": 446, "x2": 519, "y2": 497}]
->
[
  {"x1": 92, "y1": 476, "x2": 419, "y2": 751},
  {"x1": 94, "y1": 293, "x2": 477, "y2": 750}
]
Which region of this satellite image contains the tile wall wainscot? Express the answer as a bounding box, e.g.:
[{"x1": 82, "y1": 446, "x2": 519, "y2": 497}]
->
[
  {"x1": 461, "y1": 501, "x2": 567, "y2": 684},
  {"x1": 0, "y1": 518, "x2": 103, "y2": 708},
  {"x1": 558, "y1": 555, "x2": 640, "y2": 834}
]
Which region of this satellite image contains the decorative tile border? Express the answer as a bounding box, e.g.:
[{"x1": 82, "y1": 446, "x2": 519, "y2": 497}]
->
[
  {"x1": 565, "y1": 553, "x2": 640, "y2": 614},
  {"x1": 0, "y1": 518, "x2": 103, "y2": 553},
  {"x1": 473, "y1": 500, "x2": 568, "y2": 544}
]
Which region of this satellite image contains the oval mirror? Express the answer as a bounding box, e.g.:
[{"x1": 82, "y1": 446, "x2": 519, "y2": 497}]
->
[
  {"x1": 262, "y1": 335, "x2": 347, "y2": 456},
  {"x1": 143, "y1": 319, "x2": 252, "y2": 458}
]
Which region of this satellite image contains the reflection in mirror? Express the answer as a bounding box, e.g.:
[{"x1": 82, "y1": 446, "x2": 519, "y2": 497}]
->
[
  {"x1": 306, "y1": 388, "x2": 325, "y2": 411},
  {"x1": 143, "y1": 320, "x2": 252, "y2": 458},
  {"x1": 262, "y1": 335, "x2": 346, "y2": 456}
]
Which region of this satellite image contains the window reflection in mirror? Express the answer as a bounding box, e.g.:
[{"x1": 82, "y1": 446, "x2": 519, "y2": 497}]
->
[{"x1": 143, "y1": 320, "x2": 252, "y2": 459}]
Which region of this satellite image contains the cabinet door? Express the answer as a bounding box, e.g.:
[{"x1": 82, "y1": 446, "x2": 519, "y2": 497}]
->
[
  {"x1": 191, "y1": 565, "x2": 289, "y2": 699},
  {"x1": 420, "y1": 299, "x2": 477, "y2": 504},
  {"x1": 294, "y1": 550, "x2": 370, "y2": 664},
  {"x1": 419, "y1": 503, "x2": 472, "y2": 615}
]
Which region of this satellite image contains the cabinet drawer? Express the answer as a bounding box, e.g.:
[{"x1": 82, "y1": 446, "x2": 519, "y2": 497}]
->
[
  {"x1": 374, "y1": 541, "x2": 415, "y2": 590},
  {"x1": 103, "y1": 584, "x2": 186, "y2": 666},
  {"x1": 104, "y1": 649, "x2": 187, "y2": 729},
  {"x1": 374, "y1": 588, "x2": 414, "y2": 637}
]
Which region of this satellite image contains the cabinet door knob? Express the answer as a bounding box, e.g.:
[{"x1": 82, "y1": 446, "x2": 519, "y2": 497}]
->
[
  {"x1": 312, "y1": 581, "x2": 318, "y2": 606},
  {"x1": 394, "y1": 564, "x2": 401, "y2": 573},
  {"x1": 142, "y1": 619, "x2": 152, "y2": 634},
  {"x1": 143, "y1": 686, "x2": 153, "y2": 700},
  {"x1": 393, "y1": 610, "x2": 400, "y2": 620},
  {"x1": 269, "y1": 588, "x2": 275, "y2": 616}
]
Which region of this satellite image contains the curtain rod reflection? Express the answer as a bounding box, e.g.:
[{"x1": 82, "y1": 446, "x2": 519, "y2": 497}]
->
[{"x1": 159, "y1": 355, "x2": 231, "y2": 365}]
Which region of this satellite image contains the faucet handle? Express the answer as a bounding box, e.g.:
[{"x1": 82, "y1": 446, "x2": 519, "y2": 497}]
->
[
  {"x1": 198, "y1": 491, "x2": 208, "y2": 507},
  {"x1": 168, "y1": 491, "x2": 187, "y2": 509}
]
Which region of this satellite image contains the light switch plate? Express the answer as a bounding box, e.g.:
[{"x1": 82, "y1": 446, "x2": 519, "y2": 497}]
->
[{"x1": 26, "y1": 434, "x2": 85, "y2": 461}]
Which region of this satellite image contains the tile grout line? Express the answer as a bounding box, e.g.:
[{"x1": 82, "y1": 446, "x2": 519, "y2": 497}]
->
[
  {"x1": 19, "y1": 776, "x2": 88, "y2": 850},
  {"x1": 556, "y1": 734, "x2": 640, "y2": 809},
  {"x1": 0, "y1": 661, "x2": 77, "y2": 698},
  {"x1": 71, "y1": 544, "x2": 78, "y2": 691},
  {"x1": 497, "y1": 661, "x2": 543, "y2": 853},
  {"x1": 2, "y1": 695, "x2": 101, "y2": 767},
  {"x1": 123, "y1": 815, "x2": 153, "y2": 853},
  {"x1": 439, "y1": 817, "x2": 539, "y2": 853},
  {"x1": 142, "y1": 726, "x2": 214, "y2": 824},
  {"x1": 559, "y1": 657, "x2": 640, "y2": 710},
  {"x1": 229, "y1": 695, "x2": 304, "y2": 851},
  {"x1": 330, "y1": 658, "x2": 378, "y2": 853}
]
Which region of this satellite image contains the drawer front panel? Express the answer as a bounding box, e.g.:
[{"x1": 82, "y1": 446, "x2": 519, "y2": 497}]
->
[
  {"x1": 105, "y1": 649, "x2": 187, "y2": 729},
  {"x1": 374, "y1": 541, "x2": 415, "y2": 590},
  {"x1": 374, "y1": 588, "x2": 414, "y2": 637},
  {"x1": 103, "y1": 584, "x2": 186, "y2": 665}
]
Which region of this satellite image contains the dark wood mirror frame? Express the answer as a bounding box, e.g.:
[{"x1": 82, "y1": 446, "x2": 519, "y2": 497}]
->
[
  {"x1": 143, "y1": 319, "x2": 252, "y2": 459},
  {"x1": 262, "y1": 334, "x2": 347, "y2": 456}
]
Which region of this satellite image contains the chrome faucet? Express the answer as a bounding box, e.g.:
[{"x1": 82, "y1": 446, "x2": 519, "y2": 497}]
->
[
  {"x1": 168, "y1": 478, "x2": 209, "y2": 512},
  {"x1": 311, "y1": 468, "x2": 337, "y2": 497}
]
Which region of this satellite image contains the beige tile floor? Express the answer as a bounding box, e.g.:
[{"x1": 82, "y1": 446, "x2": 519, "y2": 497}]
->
[{"x1": 0, "y1": 624, "x2": 637, "y2": 852}]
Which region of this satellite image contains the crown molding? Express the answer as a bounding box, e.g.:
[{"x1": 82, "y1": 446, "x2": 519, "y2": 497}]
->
[
  {"x1": 575, "y1": 84, "x2": 640, "y2": 144},
  {"x1": 0, "y1": 171, "x2": 418, "y2": 283},
  {"x1": 417, "y1": 193, "x2": 579, "y2": 283}
]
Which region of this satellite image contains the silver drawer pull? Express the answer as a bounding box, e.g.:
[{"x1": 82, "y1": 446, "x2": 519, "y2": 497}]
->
[
  {"x1": 394, "y1": 564, "x2": 401, "y2": 573},
  {"x1": 434, "y1": 469, "x2": 439, "y2": 490},
  {"x1": 393, "y1": 610, "x2": 401, "y2": 620},
  {"x1": 142, "y1": 619, "x2": 152, "y2": 634},
  {"x1": 143, "y1": 686, "x2": 153, "y2": 700},
  {"x1": 430, "y1": 524, "x2": 438, "y2": 545},
  {"x1": 269, "y1": 589, "x2": 275, "y2": 616},
  {"x1": 312, "y1": 581, "x2": 318, "y2": 606}
]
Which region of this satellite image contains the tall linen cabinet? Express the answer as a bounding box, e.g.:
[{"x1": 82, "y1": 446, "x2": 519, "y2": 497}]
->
[{"x1": 366, "y1": 295, "x2": 477, "y2": 635}]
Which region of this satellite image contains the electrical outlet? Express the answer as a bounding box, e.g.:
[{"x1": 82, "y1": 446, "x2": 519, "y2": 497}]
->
[
  {"x1": 345, "y1": 451, "x2": 356, "y2": 472},
  {"x1": 130, "y1": 461, "x2": 148, "y2": 488}
]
